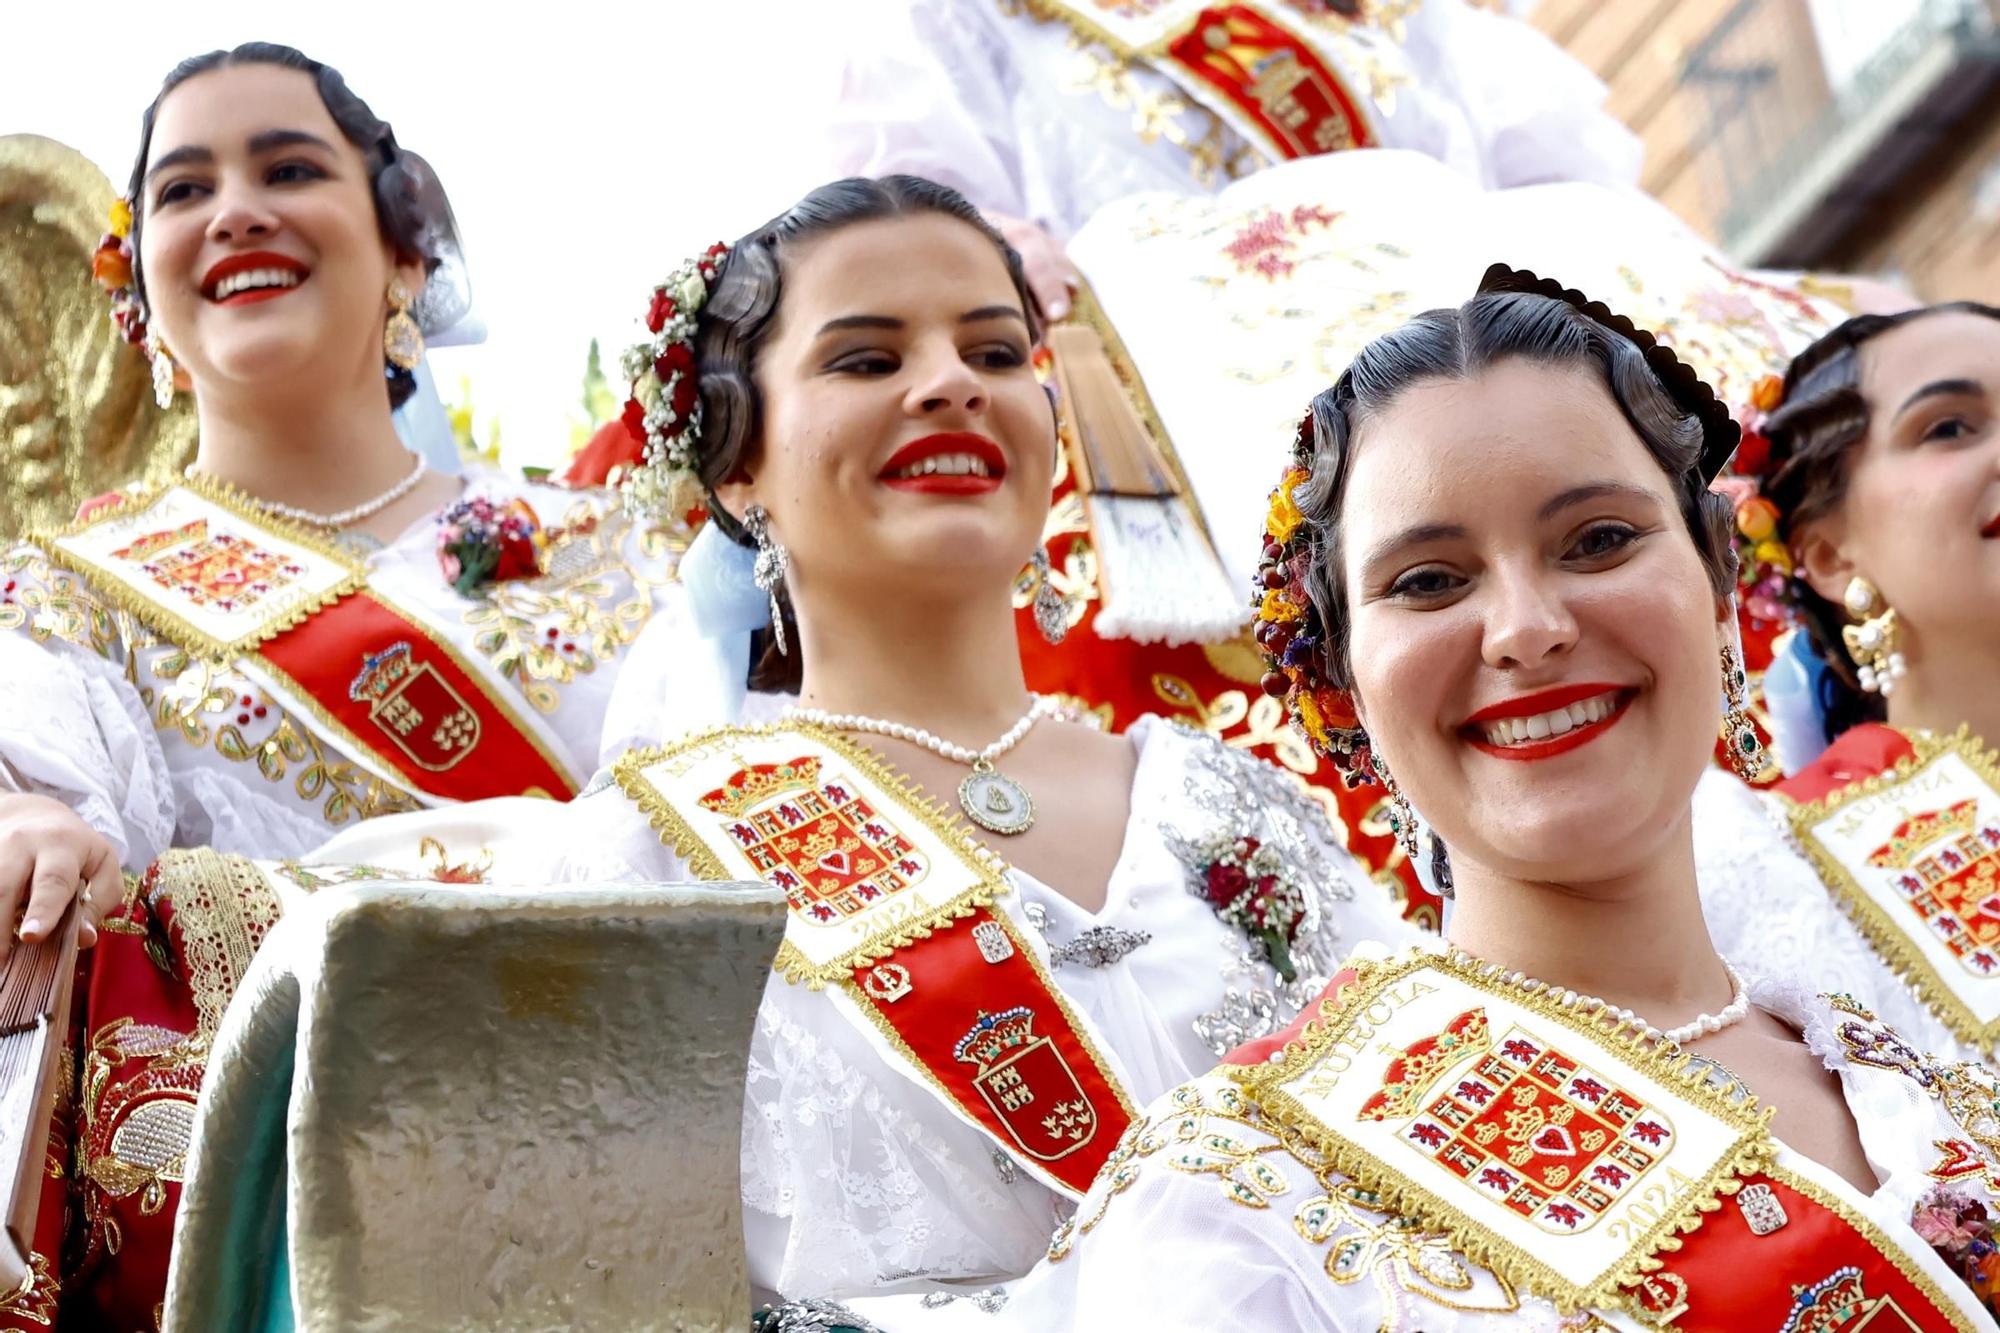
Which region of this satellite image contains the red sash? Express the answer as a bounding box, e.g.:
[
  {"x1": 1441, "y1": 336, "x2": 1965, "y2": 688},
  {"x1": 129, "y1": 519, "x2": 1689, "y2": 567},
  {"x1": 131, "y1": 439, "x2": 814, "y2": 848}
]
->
[
  {"x1": 616, "y1": 724, "x2": 1134, "y2": 1197},
  {"x1": 1634, "y1": 1167, "x2": 1977, "y2": 1332},
  {"x1": 38, "y1": 481, "x2": 579, "y2": 803},
  {"x1": 1778, "y1": 722, "x2": 1916, "y2": 805},
  {"x1": 1165, "y1": 6, "x2": 1376, "y2": 159},
  {"x1": 257, "y1": 592, "x2": 576, "y2": 800}
]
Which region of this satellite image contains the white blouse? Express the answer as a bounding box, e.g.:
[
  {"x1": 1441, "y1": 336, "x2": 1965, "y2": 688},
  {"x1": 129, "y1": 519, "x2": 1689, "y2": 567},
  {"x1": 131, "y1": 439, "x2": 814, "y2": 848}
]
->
[
  {"x1": 824, "y1": 0, "x2": 1642, "y2": 238},
  {"x1": 1692, "y1": 768, "x2": 1990, "y2": 1067},
  {"x1": 0, "y1": 468, "x2": 679, "y2": 868},
  {"x1": 879, "y1": 967, "x2": 2000, "y2": 1330},
  {"x1": 300, "y1": 712, "x2": 1425, "y2": 1300}
]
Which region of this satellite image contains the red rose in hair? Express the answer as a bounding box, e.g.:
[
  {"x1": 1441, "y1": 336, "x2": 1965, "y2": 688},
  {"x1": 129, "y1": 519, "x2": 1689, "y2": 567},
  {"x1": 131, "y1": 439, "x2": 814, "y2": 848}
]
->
[
  {"x1": 670, "y1": 374, "x2": 698, "y2": 422},
  {"x1": 620, "y1": 398, "x2": 646, "y2": 441},
  {"x1": 646, "y1": 289, "x2": 677, "y2": 334},
  {"x1": 654, "y1": 342, "x2": 694, "y2": 382},
  {"x1": 1733, "y1": 428, "x2": 1771, "y2": 479}
]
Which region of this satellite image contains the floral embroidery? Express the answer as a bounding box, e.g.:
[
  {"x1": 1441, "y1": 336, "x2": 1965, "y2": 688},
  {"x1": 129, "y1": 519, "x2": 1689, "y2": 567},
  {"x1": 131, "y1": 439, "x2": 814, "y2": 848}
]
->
[
  {"x1": 461, "y1": 501, "x2": 674, "y2": 714},
  {"x1": 1053, "y1": 1079, "x2": 1520, "y2": 1320},
  {"x1": 1833, "y1": 1002, "x2": 2000, "y2": 1164},
  {"x1": 0, "y1": 548, "x2": 122, "y2": 656}
]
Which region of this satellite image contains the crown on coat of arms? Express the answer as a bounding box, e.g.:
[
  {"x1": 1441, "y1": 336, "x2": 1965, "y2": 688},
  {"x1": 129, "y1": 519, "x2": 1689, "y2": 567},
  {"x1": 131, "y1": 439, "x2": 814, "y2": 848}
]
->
[
  {"x1": 1868, "y1": 800, "x2": 1980, "y2": 870},
  {"x1": 348, "y1": 642, "x2": 417, "y2": 703},
  {"x1": 111, "y1": 518, "x2": 206, "y2": 563},
  {"x1": 697, "y1": 755, "x2": 823, "y2": 817},
  {"x1": 1357, "y1": 1007, "x2": 1491, "y2": 1123},
  {"x1": 953, "y1": 1007, "x2": 1037, "y2": 1068},
  {"x1": 1776, "y1": 1265, "x2": 1866, "y2": 1333}
]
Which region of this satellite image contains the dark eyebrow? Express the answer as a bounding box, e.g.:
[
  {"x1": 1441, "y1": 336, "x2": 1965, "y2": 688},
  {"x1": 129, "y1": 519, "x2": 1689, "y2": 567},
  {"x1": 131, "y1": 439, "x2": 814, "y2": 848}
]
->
[
  {"x1": 1895, "y1": 378, "x2": 1982, "y2": 421},
  {"x1": 146, "y1": 144, "x2": 212, "y2": 181},
  {"x1": 962, "y1": 305, "x2": 1028, "y2": 326},
  {"x1": 816, "y1": 315, "x2": 902, "y2": 336},
  {"x1": 247, "y1": 128, "x2": 338, "y2": 156},
  {"x1": 1361, "y1": 523, "x2": 1467, "y2": 575},
  {"x1": 145, "y1": 129, "x2": 338, "y2": 183},
  {"x1": 1537, "y1": 481, "x2": 1660, "y2": 521}
]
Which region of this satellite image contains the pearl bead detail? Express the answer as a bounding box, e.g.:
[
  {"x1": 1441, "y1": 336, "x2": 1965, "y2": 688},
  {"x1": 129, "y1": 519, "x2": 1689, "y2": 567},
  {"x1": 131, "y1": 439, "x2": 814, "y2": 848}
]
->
[
  {"x1": 785, "y1": 695, "x2": 1058, "y2": 767},
  {"x1": 1448, "y1": 948, "x2": 1749, "y2": 1047},
  {"x1": 187, "y1": 454, "x2": 428, "y2": 529}
]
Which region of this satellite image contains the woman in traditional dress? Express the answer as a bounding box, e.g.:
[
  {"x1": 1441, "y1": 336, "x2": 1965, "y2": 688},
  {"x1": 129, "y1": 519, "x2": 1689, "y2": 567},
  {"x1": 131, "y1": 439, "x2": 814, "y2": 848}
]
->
[
  {"x1": 1691, "y1": 303, "x2": 2000, "y2": 1068},
  {"x1": 0, "y1": 43, "x2": 678, "y2": 1328},
  {"x1": 175, "y1": 173, "x2": 1423, "y2": 1322},
  {"x1": 909, "y1": 272, "x2": 2000, "y2": 1329}
]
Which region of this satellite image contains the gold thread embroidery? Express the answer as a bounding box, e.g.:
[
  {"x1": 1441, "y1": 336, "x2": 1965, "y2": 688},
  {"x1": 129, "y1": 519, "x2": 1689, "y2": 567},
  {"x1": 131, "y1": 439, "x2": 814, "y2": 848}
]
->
[
  {"x1": 145, "y1": 848, "x2": 284, "y2": 1040},
  {"x1": 1769, "y1": 1162, "x2": 1984, "y2": 1333},
  {"x1": 463, "y1": 501, "x2": 675, "y2": 714},
  {"x1": 0, "y1": 1250, "x2": 58, "y2": 1326},
  {"x1": 0, "y1": 545, "x2": 123, "y2": 655},
  {"x1": 1232, "y1": 949, "x2": 1776, "y2": 1315},
  {"x1": 1783, "y1": 726, "x2": 2000, "y2": 1051}
]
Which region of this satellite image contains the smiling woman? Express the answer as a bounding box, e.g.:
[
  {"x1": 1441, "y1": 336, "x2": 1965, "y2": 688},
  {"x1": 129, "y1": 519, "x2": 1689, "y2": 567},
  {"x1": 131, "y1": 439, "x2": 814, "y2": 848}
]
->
[
  {"x1": 931, "y1": 270, "x2": 2000, "y2": 1330},
  {"x1": 0, "y1": 43, "x2": 685, "y2": 1329}
]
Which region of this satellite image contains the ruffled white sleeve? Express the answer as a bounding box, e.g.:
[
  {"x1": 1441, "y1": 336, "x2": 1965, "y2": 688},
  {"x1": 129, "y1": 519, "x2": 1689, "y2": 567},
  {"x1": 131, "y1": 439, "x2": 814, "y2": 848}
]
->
[
  {"x1": 0, "y1": 547, "x2": 176, "y2": 869},
  {"x1": 1401, "y1": 0, "x2": 1643, "y2": 188},
  {"x1": 822, "y1": 0, "x2": 1032, "y2": 218}
]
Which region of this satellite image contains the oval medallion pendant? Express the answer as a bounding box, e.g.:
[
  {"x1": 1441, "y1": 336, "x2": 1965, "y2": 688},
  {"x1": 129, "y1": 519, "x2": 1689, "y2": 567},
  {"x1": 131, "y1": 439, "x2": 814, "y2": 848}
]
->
[{"x1": 958, "y1": 761, "x2": 1035, "y2": 835}]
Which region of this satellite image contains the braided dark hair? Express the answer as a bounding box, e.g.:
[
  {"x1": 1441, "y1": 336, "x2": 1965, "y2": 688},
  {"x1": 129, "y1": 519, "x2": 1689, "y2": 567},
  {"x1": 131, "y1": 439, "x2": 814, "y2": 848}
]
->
[
  {"x1": 690, "y1": 175, "x2": 1040, "y2": 692},
  {"x1": 125, "y1": 42, "x2": 462, "y2": 409},
  {"x1": 1761, "y1": 301, "x2": 2000, "y2": 743}
]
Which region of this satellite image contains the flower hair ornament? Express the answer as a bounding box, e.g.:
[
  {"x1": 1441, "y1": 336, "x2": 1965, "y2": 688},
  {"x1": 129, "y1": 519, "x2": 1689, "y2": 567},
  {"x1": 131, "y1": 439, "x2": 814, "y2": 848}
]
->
[
  {"x1": 90, "y1": 196, "x2": 180, "y2": 406},
  {"x1": 1252, "y1": 263, "x2": 1742, "y2": 793},
  {"x1": 617, "y1": 241, "x2": 731, "y2": 528}
]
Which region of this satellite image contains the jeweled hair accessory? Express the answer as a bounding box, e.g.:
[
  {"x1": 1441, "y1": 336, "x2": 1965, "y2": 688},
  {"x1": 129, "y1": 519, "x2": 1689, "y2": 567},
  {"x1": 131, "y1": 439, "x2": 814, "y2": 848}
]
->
[
  {"x1": 91, "y1": 196, "x2": 148, "y2": 347},
  {"x1": 1252, "y1": 264, "x2": 1742, "y2": 784},
  {"x1": 618, "y1": 241, "x2": 731, "y2": 526},
  {"x1": 1712, "y1": 372, "x2": 1797, "y2": 627}
]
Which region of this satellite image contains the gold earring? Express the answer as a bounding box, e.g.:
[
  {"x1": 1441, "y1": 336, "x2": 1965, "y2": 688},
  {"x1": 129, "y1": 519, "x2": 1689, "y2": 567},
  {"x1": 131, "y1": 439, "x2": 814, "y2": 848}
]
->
[
  {"x1": 383, "y1": 278, "x2": 424, "y2": 371},
  {"x1": 1719, "y1": 644, "x2": 1762, "y2": 782},
  {"x1": 1840, "y1": 576, "x2": 1905, "y2": 695},
  {"x1": 145, "y1": 333, "x2": 176, "y2": 408},
  {"x1": 1372, "y1": 752, "x2": 1422, "y2": 861}
]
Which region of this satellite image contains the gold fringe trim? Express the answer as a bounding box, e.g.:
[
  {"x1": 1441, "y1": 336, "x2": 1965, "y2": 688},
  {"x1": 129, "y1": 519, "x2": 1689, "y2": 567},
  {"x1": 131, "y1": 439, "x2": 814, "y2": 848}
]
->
[
  {"x1": 32, "y1": 477, "x2": 366, "y2": 661},
  {"x1": 1231, "y1": 947, "x2": 1776, "y2": 1316},
  {"x1": 1769, "y1": 1162, "x2": 1984, "y2": 1333},
  {"x1": 146, "y1": 847, "x2": 285, "y2": 1040},
  {"x1": 1780, "y1": 725, "x2": 2000, "y2": 1052}
]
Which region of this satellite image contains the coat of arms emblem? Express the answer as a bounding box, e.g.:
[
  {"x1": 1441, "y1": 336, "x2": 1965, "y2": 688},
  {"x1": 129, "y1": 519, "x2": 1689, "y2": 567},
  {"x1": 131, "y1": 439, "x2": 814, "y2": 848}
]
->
[
  {"x1": 113, "y1": 518, "x2": 306, "y2": 613},
  {"x1": 1359, "y1": 1006, "x2": 1674, "y2": 1234},
  {"x1": 1868, "y1": 799, "x2": 2000, "y2": 976},
  {"x1": 698, "y1": 755, "x2": 929, "y2": 922},
  {"x1": 347, "y1": 642, "x2": 481, "y2": 771},
  {"x1": 953, "y1": 1007, "x2": 1098, "y2": 1162}
]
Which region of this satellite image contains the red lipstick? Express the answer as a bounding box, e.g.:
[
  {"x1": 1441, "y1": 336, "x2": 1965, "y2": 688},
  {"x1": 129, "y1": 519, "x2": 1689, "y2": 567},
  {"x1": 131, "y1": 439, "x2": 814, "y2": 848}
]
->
[
  {"x1": 201, "y1": 251, "x2": 310, "y2": 306},
  {"x1": 1462, "y1": 685, "x2": 1634, "y2": 763},
  {"x1": 879, "y1": 432, "x2": 1007, "y2": 497}
]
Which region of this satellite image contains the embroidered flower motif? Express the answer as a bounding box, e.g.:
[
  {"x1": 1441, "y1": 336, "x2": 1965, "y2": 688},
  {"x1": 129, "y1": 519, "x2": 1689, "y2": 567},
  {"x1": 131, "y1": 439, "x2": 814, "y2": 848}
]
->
[
  {"x1": 1182, "y1": 832, "x2": 1307, "y2": 983},
  {"x1": 435, "y1": 494, "x2": 549, "y2": 597}
]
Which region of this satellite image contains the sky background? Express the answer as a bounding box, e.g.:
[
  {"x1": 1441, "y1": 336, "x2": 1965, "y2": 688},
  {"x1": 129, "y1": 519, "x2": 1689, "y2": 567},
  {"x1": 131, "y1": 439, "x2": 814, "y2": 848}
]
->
[{"x1": 3, "y1": 0, "x2": 849, "y2": 467}]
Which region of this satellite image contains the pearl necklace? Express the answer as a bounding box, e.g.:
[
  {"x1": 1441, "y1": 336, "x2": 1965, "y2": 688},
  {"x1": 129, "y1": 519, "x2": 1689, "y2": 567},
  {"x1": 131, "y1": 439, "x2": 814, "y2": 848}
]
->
[
  {"x1": 787, "y1": 695, "x2": 1059, "y2": 835},
  {"x1": 186, "y1": 453, "x2": 428, "y2": 529},
  {"x1": 1446, "y1": 947, "x2": 1751, "y2": 1046}
]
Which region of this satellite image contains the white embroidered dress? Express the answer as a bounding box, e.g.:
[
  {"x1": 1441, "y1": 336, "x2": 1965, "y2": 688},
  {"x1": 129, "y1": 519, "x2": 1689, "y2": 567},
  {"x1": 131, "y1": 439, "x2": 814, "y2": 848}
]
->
[
  {"x1": 301, "y1": 713, "x2": 1424, "y2": 1300},
  {"x1": 1692, "y1": 767, "x2": 1994, "y2": 1068},
  {"x1": 0, "y1": 468, "x2": 678, "y2": 869},
  {"x1": 826, "y1": 0, "x2": 1642, "y2": 239},
  {"x1": 890, "y1": 953, "x2": 2000, "y2": 1331}
]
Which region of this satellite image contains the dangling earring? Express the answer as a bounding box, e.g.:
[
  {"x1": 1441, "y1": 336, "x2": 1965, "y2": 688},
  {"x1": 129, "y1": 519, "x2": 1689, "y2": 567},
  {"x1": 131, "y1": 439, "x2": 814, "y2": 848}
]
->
[
  {"x1": 1372, "y1": 751, "x2": 1422, "y2": 861},
  {"x1": 1030, "y1": 546, "x2": 1069, "y2": 645},
  {"x1": 1840, "y1": 576, "x2": 1905, "y2": 695},
  {"x1": 744, "y1": 503, "x2": 789, "y2": 656},
  {"x1": 1719, "y1": 643, "x2": 1762, "y2": 783},
  {"x1": 383, "y1": 278, "x2": 424, "y2": 371},
  {"x1": 145, "y1": 332, "x2": 175, "y2": 408},
  {"x1": 1427, "y1": 829, "x2": 1454, "y2": 901}
]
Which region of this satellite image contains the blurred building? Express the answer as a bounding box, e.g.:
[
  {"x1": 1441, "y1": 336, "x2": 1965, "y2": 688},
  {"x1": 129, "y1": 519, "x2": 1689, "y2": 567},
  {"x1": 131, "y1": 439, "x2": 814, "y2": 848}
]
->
[{"x1": 1534, "y1": 0, "x2": 2000, "y2": 300}]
